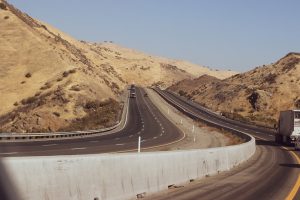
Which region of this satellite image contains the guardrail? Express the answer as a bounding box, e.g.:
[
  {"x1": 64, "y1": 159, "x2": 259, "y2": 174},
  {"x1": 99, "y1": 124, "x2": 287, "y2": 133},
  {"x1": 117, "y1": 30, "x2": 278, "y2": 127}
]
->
[
  {"x1": 165, "y1": 89, "x2": 275, "y2": 134},
  {"x1": 153, "y1": 88, "x2": 253, "y2": 141},
  {"x1": 0, "y1": 89, "x2": 130, "y2": 142}
]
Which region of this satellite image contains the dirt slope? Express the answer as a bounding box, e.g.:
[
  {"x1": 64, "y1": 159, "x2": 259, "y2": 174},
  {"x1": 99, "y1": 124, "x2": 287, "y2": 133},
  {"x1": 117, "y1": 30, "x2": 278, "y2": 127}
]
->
[
  {"x1": 0, "y1": 0, "x2": 235, "y2": 132},
  {"x1": 168, "y1": 53, "x2": 300, "y2": 127}
]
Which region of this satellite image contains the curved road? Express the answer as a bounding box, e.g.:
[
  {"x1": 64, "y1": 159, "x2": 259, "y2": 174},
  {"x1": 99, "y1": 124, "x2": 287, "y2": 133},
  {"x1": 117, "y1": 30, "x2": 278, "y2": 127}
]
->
[
  {"x1": 150, "y1": 88, "x2": 300, "y2": 200},
  {"x1": 0, "y1": 87, "x2": 183, "y2": 157}
]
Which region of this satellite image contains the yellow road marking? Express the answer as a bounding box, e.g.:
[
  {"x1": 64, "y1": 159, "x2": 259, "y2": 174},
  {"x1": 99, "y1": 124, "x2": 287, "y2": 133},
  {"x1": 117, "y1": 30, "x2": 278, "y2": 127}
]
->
[{"x1": 282, "y1": 147, "x2": 300, "y2": 200}]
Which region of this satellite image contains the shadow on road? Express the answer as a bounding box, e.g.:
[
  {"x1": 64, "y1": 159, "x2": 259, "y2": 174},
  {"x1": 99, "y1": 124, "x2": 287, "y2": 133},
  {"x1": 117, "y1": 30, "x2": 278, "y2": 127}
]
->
[
  {"x1": 279, "y1": 163, "x2": 300, "y2": 168},
  {"x1": 255, "y1": 139, "x2": 279, "y2": 147}
]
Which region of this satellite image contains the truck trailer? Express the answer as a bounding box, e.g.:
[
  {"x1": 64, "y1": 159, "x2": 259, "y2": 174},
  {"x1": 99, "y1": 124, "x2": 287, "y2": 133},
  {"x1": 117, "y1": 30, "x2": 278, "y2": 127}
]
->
[{"x1": 275, "y1": 110, "x2": 300, "y2": 150}]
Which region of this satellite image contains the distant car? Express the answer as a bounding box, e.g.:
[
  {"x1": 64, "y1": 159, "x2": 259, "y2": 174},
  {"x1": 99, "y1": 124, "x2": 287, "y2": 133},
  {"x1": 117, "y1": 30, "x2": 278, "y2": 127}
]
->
[
  {"x1": 130, "y1": 93, "x2": 136, "y2": 98},
  {"x1": 144, "y1": 93, "x2": 148, "y2": 97}
]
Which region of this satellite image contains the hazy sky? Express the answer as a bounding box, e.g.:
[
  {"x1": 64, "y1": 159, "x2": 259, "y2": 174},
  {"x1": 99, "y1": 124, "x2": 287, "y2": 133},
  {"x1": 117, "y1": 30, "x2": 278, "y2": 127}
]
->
[{"x1": 9, "y1": 0, "x2": 300, "y2": 72}]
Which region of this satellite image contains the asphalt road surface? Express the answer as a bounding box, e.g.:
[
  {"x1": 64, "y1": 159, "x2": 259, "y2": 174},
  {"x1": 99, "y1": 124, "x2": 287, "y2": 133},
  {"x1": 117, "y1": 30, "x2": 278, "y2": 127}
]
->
[
  {"x1": 150, "y1": 88, "x2": 300, "y2": 200},
  {"x1": 0, "y1": 87, "x2": 183, "y2": 157}
]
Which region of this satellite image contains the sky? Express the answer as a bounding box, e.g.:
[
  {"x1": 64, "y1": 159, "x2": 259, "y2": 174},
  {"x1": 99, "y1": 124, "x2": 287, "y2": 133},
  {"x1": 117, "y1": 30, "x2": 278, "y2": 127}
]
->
[{"x1": 9, "y1": 0, "x2": 300, "y2": 72}]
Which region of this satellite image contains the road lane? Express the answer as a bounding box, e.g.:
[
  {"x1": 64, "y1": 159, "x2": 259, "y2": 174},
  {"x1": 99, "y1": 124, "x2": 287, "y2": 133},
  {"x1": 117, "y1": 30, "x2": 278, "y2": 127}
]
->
[
  {"x1": 151, "y1": 88, "x2": 299, "y2": 200},
  {"x1": 0, "y1": 87, "x2": 183, "y2": 156}
]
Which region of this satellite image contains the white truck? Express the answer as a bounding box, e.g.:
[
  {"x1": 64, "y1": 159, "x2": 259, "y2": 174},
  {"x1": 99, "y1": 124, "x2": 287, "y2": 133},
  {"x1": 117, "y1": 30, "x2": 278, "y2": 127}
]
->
[{"x1": 275, "y1": 110, "x2": 300, "y2": 150}]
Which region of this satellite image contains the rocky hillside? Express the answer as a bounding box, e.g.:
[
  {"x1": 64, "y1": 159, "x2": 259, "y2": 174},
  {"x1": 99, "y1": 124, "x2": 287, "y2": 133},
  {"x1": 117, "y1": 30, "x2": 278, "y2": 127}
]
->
[
  {"x1": 0, "y1": 0, "x2": 234, "y2": 133},
  {"x1": 168, "y1": 53, "x2": 300, "y2": 128}
]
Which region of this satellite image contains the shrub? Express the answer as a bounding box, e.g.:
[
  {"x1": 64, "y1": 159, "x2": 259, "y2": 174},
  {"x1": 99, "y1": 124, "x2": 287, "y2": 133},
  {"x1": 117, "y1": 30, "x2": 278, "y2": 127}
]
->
[
  {"x1": 13, "y1": 102, "x2": 18, "y2": 106},
  {"x1": 70, "y1": 85, "x2": 80, "y2": 91},
  {"x1": 69, "y1": 69, "x2": 76, "y2": 74},
  {"x1": 21, "y1": 96, "x2": 37, "y2": 105},
  {"x1": 21, "y1": 81, "x2": 26, "y2": 84},
  {"x1": 4, "y1": 16, "x2": 9, "y2": 20},
  {"x1": 53, "y1": 112, "x2": 60, "y2": 117},
  {"x1": 62, "y1": 71, "x2": 69, "y2": 77},
  {"x1": 40, "y1": 82, "x2": 52, "y2": 90},
  {"x1": 25, "y1": 72, "x2": 32, "y2": 78},
  {"x1": 264, "y1": 73, "x2": 277, "y2": 84},
  {"x1": 295, "y1": 99, "x2": 300, "y2": 109},
  {"x1": 247, "y1": 91, "x2": 259, "y2": 110},
  {"x1": 233, "y1": 107, "x2": 245, "y2": 112},
  {"x1": 0, "y1": 3, "x2": 7, "y2": 10},
  {"x1": 178, "y1": 90, "x2": 186, "y2": 96},
  {"x1": 56, "y1": 77, "x2": 63, "y2": 82},
  {"x1": 41, "y1": 24, "x2": 47, "y2": 30}
]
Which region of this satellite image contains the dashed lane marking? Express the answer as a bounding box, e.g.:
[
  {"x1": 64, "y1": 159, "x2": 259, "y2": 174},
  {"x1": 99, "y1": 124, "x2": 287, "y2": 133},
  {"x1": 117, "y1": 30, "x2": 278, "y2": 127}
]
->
[
  {"x1": 42, "y1": 144, "x2": 57, "y2": 147},
  {"x1": 0, "y1": 152, "x2": 18, "y2": 155},
  {"x1": 115, "y1": 143, "x2": 124, "y2": 146},
  {"x1": 71, "y1": 147, "x2": 86, "y2": 150}
]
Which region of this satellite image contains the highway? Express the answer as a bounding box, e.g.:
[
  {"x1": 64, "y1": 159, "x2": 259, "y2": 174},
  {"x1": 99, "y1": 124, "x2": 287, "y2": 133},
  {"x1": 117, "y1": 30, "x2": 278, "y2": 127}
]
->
[
  {"x1": 0, "y1": 87, "x2": 183, "y2": 157},
  {"x1": 149, "y1": 88, "x2": 300, "y2": 200}
]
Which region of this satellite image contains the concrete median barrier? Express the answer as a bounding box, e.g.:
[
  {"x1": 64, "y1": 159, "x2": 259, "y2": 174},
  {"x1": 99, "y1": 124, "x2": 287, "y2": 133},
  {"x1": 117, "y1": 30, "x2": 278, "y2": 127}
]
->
[{"x1": 1, "y1": 135, "x2": 255, "y2": 200}]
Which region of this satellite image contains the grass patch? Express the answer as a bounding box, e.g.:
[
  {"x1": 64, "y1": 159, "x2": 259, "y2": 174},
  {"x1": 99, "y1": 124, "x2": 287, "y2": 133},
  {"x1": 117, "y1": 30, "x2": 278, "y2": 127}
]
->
[{"x1": 60, "y1": 98, "x2": 121, "y2": 131}]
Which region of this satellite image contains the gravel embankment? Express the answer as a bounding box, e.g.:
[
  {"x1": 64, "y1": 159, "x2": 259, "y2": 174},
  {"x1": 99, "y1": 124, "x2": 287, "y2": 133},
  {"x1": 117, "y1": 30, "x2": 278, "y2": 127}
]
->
[{"x1": 145, "y1": 88, "x2": 232, "y2": 151}]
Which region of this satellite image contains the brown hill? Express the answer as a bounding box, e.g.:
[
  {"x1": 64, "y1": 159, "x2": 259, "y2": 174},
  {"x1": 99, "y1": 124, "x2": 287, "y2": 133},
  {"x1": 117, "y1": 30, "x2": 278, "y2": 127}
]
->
[
  {"x1": 168, "y1": 75, "x2": 221, "y2": 97},
  {"x1": 168, "y1": 53, "x2": 300, "y2": 127},
  {"x1": 0, "y1": 0, "x2": 235, "y2": 133}
]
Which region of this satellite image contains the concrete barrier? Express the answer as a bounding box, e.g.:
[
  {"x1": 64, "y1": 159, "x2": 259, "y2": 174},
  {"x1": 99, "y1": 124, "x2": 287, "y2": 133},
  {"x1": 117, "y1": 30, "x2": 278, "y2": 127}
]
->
[{"x1": 1, "y1": 135, "x2": 255, "y2": 200}]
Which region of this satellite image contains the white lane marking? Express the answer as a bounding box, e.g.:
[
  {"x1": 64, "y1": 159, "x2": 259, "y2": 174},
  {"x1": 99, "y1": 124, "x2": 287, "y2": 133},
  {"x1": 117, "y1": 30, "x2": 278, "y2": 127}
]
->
[
  {"x1": 137, "y1": 131, "x2": 141, "y2": 135},
  {"x1": 162, "y1": 130, "x2": 165, "y2": 133},
  {"x1": 71, "y1": 147, "x2": 86, "y2": 150},
  {"x1": 254, "y1": 135, "x2": 267, "y2": 141},
  {"x1": 115, "y1": 143, "x2": 124, "y2": 146},
  {"x1": 268, "y1": 134, "x2": 273, "y2": 136},
  {"x1": 89, "y1": 140, "x2": 99, "y2": 143},
  {"x1": 160, "y1": 133, "x2": 163, "y2": 136},
  {"x1": 153, "y1": 137, "x2": 157, "y2": 139},
  {"x1": 141, "y1": 121, "x2": 144, "y2": 124},
  {"x1": 129, "y1": 135, "x2": 134, "y2": 138},
  {"x1": 0, "y1": 152, "x2": 18, "y2": 155},
  {"x1": 141, "y1": 139, "x2": 147, "y2": 142},
  {"x1": 114, "y1": 137, "x2": 120, "y2": 140},
  {"x1": 42, "y1": 144, "x2": 57, "y2": 147},
  {"x1": 255, "y1": 131, "x2": 260, "y2": 133}
]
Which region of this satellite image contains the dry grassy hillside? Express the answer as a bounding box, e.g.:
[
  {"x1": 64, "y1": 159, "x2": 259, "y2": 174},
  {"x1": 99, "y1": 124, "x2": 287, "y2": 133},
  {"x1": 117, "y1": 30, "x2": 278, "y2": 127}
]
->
[
  {"x1": 168, "y1": 75, "x2": 221, "y2": 96},
  {"x1": 0, "y1": 0, "x2": 234, "y2": 133},
  {"x1": 168, "y1": 53, "x2": 300, "y2": 128}
]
